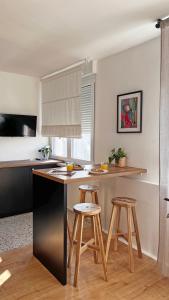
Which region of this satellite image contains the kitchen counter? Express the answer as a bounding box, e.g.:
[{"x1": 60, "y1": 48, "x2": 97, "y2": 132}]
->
[
  {"x1": 0, "y1": 159, "x2": 60, "y2": 169},
  {"x1": 33, "y1": 165, "x2": 147, "y2": 184}
]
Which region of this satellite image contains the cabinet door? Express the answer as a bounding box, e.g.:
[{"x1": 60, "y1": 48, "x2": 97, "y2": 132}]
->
[
  {"x1": 0, "y1": 167, "x2": 32, "y2": 218},
  {"x1": 0, "y1": 163, "x2": 58, "y2": 218}
]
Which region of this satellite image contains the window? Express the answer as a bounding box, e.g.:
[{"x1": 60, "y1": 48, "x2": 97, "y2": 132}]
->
[
  {"x1": 52, "y1": 137, "x2": 67, "y2": 157},
  {"x1": 51, "y1": 82, "x2": 94, "y2": 162}
]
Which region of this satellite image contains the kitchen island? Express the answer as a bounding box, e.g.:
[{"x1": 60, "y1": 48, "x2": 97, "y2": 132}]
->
[{"x1": 33, "y1": 165, "x2": 146, "y2": 285}]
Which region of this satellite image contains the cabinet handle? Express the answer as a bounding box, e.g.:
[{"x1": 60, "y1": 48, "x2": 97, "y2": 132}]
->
[{"x1": 164, "y1": 198, "x2": 169, "y2": 202}]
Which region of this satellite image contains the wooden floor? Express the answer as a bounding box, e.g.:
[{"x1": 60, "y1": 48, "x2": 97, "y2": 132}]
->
[{"x1": 1, "y1": 224, "x2": 169, "y2": 299}]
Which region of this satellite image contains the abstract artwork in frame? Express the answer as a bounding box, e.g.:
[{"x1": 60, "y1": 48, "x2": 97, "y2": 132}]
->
[{"x1": 117, "y1": 90, "x2": 143, "y2": 133}]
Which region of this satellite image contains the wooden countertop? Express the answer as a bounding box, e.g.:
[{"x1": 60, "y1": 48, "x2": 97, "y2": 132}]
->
[
  {"x1": 0, "y1": 159, "x2": 60, "y2": 169},
  {"x1": 32, "y1": 165, "x2": 147, "y2": 184}
]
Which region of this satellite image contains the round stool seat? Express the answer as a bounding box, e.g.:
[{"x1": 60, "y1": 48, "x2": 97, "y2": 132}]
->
[
  {"x1": 112, "y1": 197, "x2": 136, "y2": 207},
  {"x1": 79, "y1": 184, "x2": 99, "y2": 192},
  {"x1": 73, "y1": 203, "x2": 101, "y2": 216}
]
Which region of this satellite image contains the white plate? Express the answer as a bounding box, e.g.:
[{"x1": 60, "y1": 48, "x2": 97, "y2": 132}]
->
[
  {"x1": 48, "y1": 170, "x2": 76, "y2": 176},
  {"x1": 89, "y1": 169, "x2": 108, "y2": 175}
]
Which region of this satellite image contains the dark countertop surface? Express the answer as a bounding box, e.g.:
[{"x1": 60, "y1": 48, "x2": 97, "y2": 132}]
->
[{"x1": 0, "y1": 159, "x2": 60, "y2": 169}]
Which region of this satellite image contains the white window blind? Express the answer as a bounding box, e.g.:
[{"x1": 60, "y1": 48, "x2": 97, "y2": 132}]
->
[
  {"x1": 71, "y1": 83, "x2": 94, "y2": 161},
  {"x1": 51, "y1": 75, "x2": 95, "y2": 162},
  {"x1": 41, "y1": 66, "x2": 82, "y2": 138},
  {"x1": 81, "y1": 84, "x2": 93, "y2": 134}
]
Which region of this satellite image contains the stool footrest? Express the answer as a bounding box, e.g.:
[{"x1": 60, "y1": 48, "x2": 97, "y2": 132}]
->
[
  {"x1": 112, "y1": 232, "x2": 136, "y2": 239},
  {"x1": 80, "y1": 238, "x2": 95, "y2": 254},
  {"x1": 87, "y1": 244, "x2": 100, "y2": 252},
  {"x1": 73, "y1": 238, "x2": 99, "y2": 255}
]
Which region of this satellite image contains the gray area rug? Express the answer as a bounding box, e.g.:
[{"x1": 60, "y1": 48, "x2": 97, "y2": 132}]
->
[{"x1": 0, "y1": 213, "x2": 32, "y2": 252}]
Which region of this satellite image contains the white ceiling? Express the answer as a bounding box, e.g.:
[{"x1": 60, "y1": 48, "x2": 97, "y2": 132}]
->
[{"x1": 0, "y1": 0, "x2": 168, "y2": 77}]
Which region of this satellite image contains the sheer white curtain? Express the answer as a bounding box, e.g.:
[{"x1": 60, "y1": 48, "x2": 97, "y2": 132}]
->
[{"x1": 158, "y1": 18, "x2": 169, "y2": 276}]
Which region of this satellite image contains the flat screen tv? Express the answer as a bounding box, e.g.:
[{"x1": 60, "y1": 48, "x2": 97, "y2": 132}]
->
[{"x1": 0, "y1": 113, "x2": 37, "y2": 137}]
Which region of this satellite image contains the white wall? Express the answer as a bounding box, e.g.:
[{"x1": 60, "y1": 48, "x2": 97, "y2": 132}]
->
[
  {"x1": 0, "y1": 71, "x2": 48, "y2": 161},
  {"x1": 94, "y1": 37, "x2": 160, "y2": 259},
  {"x1": 95, "y1": 37, "x2": 160, "y2": 184},
  {"x1": 68, "y1": 38, "x2": 160, "y2": 260}
]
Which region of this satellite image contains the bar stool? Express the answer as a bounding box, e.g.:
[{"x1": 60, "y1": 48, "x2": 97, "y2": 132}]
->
[
  {"x1": 68, "y1": 202, "x2": 108, "y2": 287},
  {"x1": 79, "y1": 184, "x2": 100, "y2": 262},
  {"x1": 106, "y1": 197, "x2": 142, "y2": 272},
  {"x1": 79, "y1": 184, "x2": 99, "y2": 204},
  {"x1": 67, "y1": 185, "x2": 99, "y2": 243}
]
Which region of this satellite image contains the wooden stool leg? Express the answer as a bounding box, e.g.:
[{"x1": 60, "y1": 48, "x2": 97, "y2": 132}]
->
[
  {"x1": 132, "y1": 206, "x2": 142, "y2": 258},
  {"x1": 96, "y1": 214, "x2": 108, "y2": 281},
  {"x1": 80, "y1": 190, "x2": 86, "y2": 203},
  {"x1": 127, "y1": 207, "x2": 134, "y2": 272},
  {"x1": 113, "y1": 206, "x2": 121, "y2": 251},
  {"x1": 92, "y1": 216, "x2": 98, "y2": 264},
  {"x1": 74, "y1": 215, "x2": 84, "y2": 287},
  {"x1": 67, "y1": 214, "x2": 71, "y2": 243},
  {"x1": 68, "y1": 214, "x2": 79, "y2": 268},
  {"x1": 105, "y1": 205, "x2": 118, "y2": 262},
  {"x1": 91, "y1": 191, "x2": 99, "y2": 204},
  {"x1": 91, "y1": 190, "x2": 102, "y2": 262}
]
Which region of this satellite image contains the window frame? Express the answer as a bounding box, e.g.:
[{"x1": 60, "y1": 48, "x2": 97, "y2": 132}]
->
[{"x1": 50, "y1": 81, "x2": 95, "y2": 164}]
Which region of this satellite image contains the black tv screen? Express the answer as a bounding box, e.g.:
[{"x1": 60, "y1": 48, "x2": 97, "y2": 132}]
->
[{"x1": 0, "y1": 114, "x2": 37, "y2": 137}]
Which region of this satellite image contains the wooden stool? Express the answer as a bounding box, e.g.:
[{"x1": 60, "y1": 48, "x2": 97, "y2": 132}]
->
[
  {"x1": 68, "y1": 202, "x2": 107, "y2": 287},
  {"x1": 79, "y1": 184, "x2": 99, "y2": 204},
  {"x1": 67, "y1": 185, "x2": 99, "y2": 243},
  {"x1": 106, "y1": 197, "x2": 142, "y2": 272},
  {"x1": 79, "y1": 184, "x2": 100, "y2": 262}
]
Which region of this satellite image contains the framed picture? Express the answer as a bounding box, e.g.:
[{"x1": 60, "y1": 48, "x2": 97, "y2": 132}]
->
[{"x1": 117, "y1": 90, "x2": 143, "y2": 133}]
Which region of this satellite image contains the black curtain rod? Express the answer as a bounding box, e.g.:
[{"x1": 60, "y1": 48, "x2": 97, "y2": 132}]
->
[{"x1": 155, "y1": 19, "x2": 161, "y2": 29}]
